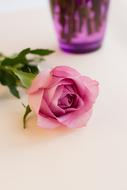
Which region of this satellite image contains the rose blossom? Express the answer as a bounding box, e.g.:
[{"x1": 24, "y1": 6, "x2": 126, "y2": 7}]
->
[{"x1": 27, "y1": 66, "x2": 99, "y2": 128}]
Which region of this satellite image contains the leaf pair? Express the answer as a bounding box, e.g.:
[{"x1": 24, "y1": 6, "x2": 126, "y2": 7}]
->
[{"x1": 0, "y1": 48, "x2": 54, "y2": 98}]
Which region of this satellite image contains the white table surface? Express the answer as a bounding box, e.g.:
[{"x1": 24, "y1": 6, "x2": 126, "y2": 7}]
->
[{"x1": 0, "y1": 0, "x2": 127, "y2": 190}]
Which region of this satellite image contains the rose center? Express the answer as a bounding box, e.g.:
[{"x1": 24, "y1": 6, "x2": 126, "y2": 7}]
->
[{"x1": 58, "y1": 94, "x2": 76, "y2": 109}]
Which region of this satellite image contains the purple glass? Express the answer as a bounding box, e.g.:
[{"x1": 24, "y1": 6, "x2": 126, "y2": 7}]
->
[{"x1": 50, "y1": 0, "x2": 110, "y2": 53}]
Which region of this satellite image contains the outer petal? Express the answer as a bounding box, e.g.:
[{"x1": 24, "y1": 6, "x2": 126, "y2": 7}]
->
[
  {"x1": 37, "y1": 114, "x2": 61, "y2": 129},
  {"x1": 51, "y1": 66, "x2": 81, "y2": 78},
  {"x1": 28, "y1": 89, "x2": 44, "y2": 114},
  {"x1": 39, "y1": 98, "x2": 56, "y2": 119},
  {"x1": 79, "y1": 76, "x2": 99, "y2": 103},
  {"x1": 58, "y1": 108, "x2": 92, "y2": 128},
  {"x1": 68, "y1": 76, "x2": 99, "y2": 112},
  {"x1": 47, "y1": 85, "x2": 65, "y2": 116},
  {"x1": 28, "y1": 70, "x2": 51, "y2": 94},
  {"x1": 38, "y1": 98, "x2": 61, "y2": 129}
]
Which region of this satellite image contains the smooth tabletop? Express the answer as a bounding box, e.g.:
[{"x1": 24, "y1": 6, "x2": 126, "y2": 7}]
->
[{"x1": 0, "y1": 0, "x2": 127, "y2": 190}]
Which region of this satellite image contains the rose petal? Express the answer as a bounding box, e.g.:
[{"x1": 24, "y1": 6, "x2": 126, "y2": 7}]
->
[
  {"x1": 44, "y1": 78, "x2": 73, "y2": 104},
  {"x1": 38, "y1": 114, "x2": 60, "y2": 129},
  {"x1": 28, "y1": 70, "x2": 51, "y2": 94},
  {"x1": 64, "y1": 84, "x2": 77, "y2": 94},
  {"x1": 65, "y1": 94, "x2": 84, "y2": 112},
  {"x1": 39, "y1": 98, "x2": 56, "y2": 119},
  {"x1": 58, "y1": 108, "x2": 92, "y2": 128},
  {"x1": 79, "y1": 76, "x2": 99, "y2": 103},
  {"x1": 49, "y1": 84, "x2": 77, "y2": 116},
  {"x1": 28, "y1": 89, "x2": 44, "y2": 114},
  {"x1": 51, "y1": 66, "x2": 81, "y2": 78},
  {"x1": 68, "y1": 76, "x2": 99, "y2": 112},
  {"x1": 72, "y1": 79, "x2": 92, "y2": 112},
  {"x1": 48, "y1": 85, "x2": 66, "y2": 116}
]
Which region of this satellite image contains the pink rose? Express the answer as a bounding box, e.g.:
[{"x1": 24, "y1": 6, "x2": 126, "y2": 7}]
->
[{"x1": 28, "y1": 66, "x2": 99, "y2": 129}]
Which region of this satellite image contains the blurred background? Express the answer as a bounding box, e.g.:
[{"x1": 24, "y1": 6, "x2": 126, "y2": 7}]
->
[
  {"x1": 0, "y1": 0, "x2": 126, "y2": 52},
  {"x1": 0, "y1": 0, "x2": 47, "y2": 11}
]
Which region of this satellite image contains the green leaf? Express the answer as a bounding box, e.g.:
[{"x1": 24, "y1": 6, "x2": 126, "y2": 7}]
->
[
  {"x1": 1, "y1": 57, "x2": 16, "y2": 66},
  {"x1": 0, "y1": 69, "x2": 20, "y2": 98},
  {"x1": 23, "y1": 105, "x2": 32, "y2": 129},
  {"x1": 9, "y1": 85, "x2": 20, "y2": 99},
  {"x1": 19, "y1": 48, "x2": 54, "y2": 57},
  {"x1": 1, "y1": 48, "x2": 30, "y2": 67},
  {"x1": 21, "y1": 64, "x2": 39, "y2": 74},
  {"x1": 26, "y1": 65, "x2": 39, "y2": 74},
  {"x1": 0, "y1": 47, "x2": 54, "y2": 99},
  {"x1": 13, "y1": 69, "x2": 36, "y2": 88},
  {"x1": 30, "y1": 49, "x2": 54, "y2": 56},
  {"x1": 1, "y1": 48, "x2": 54, "y2": 67},
  {"x1": 19, "y1": 48, "x2": 31, "y2": 57},
  {"x1": 1, "y1": 55, "x2": 27, "y2": 67}
]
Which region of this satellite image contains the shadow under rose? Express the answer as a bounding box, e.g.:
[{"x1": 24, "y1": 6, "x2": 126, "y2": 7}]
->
[{"x1": 23, "y1": 115, "x2": 77, "y2": 142}]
